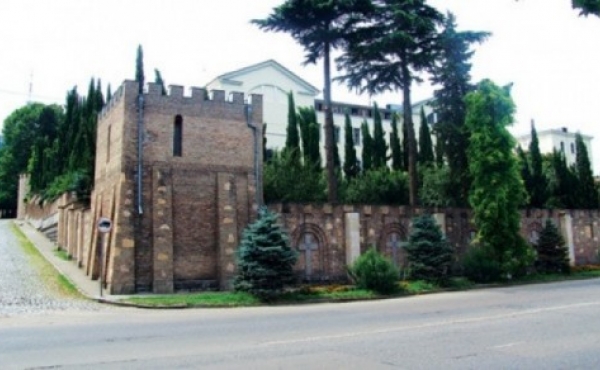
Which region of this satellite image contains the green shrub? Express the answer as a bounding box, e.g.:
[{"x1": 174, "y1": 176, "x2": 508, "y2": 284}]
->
[
  {"x1": 462, "y1": 244, "x2": 502, "y2": 283},
  {"x1": 534, "y1": 219, "x2": 570, "y2": 274},
  {"x1": 342, "y1": 168, "x2": 408, "y2": 205},
  {"x1": 405, "y1": 214, "x2": 454, "y2": 283},
  {"x1": 234, "y1": 208, "x2": 298, "y2": 301},
  {"x1": 348, "y1": 247, "x2": 399, "y2": 294}
]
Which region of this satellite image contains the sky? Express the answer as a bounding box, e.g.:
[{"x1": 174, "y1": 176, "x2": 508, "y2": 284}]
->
[{"x1": 1, "y1": 0, "x2": 599, "y2": 170}]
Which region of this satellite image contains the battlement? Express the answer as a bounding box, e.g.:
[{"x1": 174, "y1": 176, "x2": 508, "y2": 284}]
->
[{"x1": 99, "y1": 80, "x2": 262, "y2": 120}]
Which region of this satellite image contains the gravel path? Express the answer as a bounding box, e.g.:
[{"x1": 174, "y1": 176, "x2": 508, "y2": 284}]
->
[{"x1": 0, "y1": 220, "x2": 106, "y2": 317}]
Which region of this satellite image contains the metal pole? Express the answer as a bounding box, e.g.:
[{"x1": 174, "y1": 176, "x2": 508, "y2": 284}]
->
[{"x1": 99, "y1": 233, "x2": 104, "y2": 297}]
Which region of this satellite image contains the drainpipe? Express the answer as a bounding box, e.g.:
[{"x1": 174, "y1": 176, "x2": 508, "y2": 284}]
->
[
  {"x1": 137, "y1": 92, "x2": 144, "y2": 215},
  {"x1": 245, "y1": 102, "x2": 262, "y2": 209}
]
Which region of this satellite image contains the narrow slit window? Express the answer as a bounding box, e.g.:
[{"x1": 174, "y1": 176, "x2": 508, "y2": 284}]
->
[{"x1": 173, "y1": 115, "x2": 183, "y2": 157}]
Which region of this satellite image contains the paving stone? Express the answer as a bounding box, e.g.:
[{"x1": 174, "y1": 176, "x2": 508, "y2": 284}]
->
[{"x1": 0, "y1": 220, "x2": 107, "y2": 317}]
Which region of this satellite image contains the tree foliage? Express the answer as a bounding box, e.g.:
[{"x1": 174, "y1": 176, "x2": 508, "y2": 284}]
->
[
  {"x1": 284, "y1": 92, "x2": 301, "y2": 166},
  {"x1": 574, "y1": 133, "x2": 598, "y2": 208},
  {"x1": 343, "y1": 113, "x2": 359, "y2": 179},
  {"x1": 297, "y1": 106, "x2": 321, "y2": 168},
  {"x1": 348, "y1": 247, "x2": 398, "y2": 294},
  {"x1": 389, "y1": 113, "x2": 403, "y2": 171},
  {"x1": 337, "y1": 0, "x2": 444, "y2": 206},
  {"x1": 431, "y1": 12, "x2": 489, "y2": 207},
  {"x1": 534, "y1": 219, "x2": 570, "y2": 274},
  {"x1": 371, "y1": 103, "x2": 387, "y2": 169},
  {"x1": 234, "y1": 207, "x2": 298, "y2": 301},
  {"x1": 253, "y1": 0, "x2": 373, "y2": 203},
  {"x1": 405, "y1": 214, "x2": 454, "y2": 283},
  {"x1": 466, "y1": 79, "x2": 533, "y2": 278},
  {"x1": 417, "y1": 107, "x2": 434, "y2": 167},
  {"x1": 360, "y1": 120, "x2": 373, "y2": 173},
  {"x1": 343, "y1": 168, "x2": 408, "y2": 205},
  {"x1": 528, "y1": 122, "x2": 547, "y2": 208}
]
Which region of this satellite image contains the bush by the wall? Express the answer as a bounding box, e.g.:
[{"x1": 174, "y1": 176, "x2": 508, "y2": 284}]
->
[
  {"x1": 348, "y1": 247, "x2": 399, "y2": 294},
  {"x1": 405, "y1": 214, "x2": 454, "y2": 283},
  {"x1": 462, "y1": 244, "x2": 502, "y2": 283},
  {"x1": 234, "y1": 207, "x2": 298, "y2": 301}
]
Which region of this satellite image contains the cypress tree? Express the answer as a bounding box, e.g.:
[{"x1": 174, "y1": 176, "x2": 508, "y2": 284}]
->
[
  {"x1": 466, "y1": 80, "x2": 533, "y2": 277},
  {"x1": 372, "y1": 103, "x2": 387, "y2": 169},
  {"x1": 402, "y1": 117, "x2": 409, "y2": 171},
  {"x1": 154, "y1": 69, "x2": 167, "y2": 95},
  {"x1": 106, "y1": 84, "x2": 112, "y2": 102},
  {"x1": 389, "y1": 113, "x2": 403, "y2": 171},
  {"x1": 298, "y1": 106, "x2": 321, "y2": 169},
  {"x1": 343, "y1": 113, "x2": 359, "y2": 179},
  {"x1": 361, "y1": 121, "x2": 373, "y2": 173},
  {"x1": 418, "y1": 106, "x2": 434, "y2": 166},
  {"x1": 575, "y1": 133, "x2": 598, "y2": 208},
  {"x1": 434, "y1": 130, "x2": 444, "y2": 168},
  {"x1": 284, "y1": 92, "x2": 301, "y2": 166},
  {"x1": 517, "y1": 145, "x2": 533, "y2": 205},
  {"x1": 135, "y1": 45, "x2": 144, "y2": 94},
  {"x1": 529, "y1": 122, "x2": 547, "y2": 208},
  {"x1": 548, "y1": 150, "x2": 578, "y2": 209}
]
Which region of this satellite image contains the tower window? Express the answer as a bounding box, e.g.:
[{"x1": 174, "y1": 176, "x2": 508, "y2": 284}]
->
[{"x1": 173, "y1": 115, "x2": 183, "y2": 157}]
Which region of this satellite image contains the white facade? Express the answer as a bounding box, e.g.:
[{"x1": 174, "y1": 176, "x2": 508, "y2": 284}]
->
[
  {"x1": 206, "y1": 59, "x2": 436, "y2": 163},
  {"x1": 516, "y1": 127, "x2": 593, "y2": 168}
]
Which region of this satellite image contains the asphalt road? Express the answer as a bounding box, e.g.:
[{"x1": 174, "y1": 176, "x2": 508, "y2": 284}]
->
[{"x1": 2, "y1": 278, "x2": 600, "y2": 369}]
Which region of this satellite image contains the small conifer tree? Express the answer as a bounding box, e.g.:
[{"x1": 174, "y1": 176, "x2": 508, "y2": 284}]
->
[
  {"x1": 405, "y1": 214, "x2": 454, "y2": 283},
  {"x1": 534, "y1": 219, "x2": 570, "y2": 274},
  {"x1": 234, "y1": 207, "x2": 298, "y2": 301}
]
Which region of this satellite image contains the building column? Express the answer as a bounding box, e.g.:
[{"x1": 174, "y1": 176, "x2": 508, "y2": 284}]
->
[{"x1": 152, "y1": 167, "x2": 174, "y2": 293}]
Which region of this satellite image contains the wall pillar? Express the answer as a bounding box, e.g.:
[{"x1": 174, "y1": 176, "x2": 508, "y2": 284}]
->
[
  {"x1": 434, "y1": 213, "x2": 447, "y2": 235},
  {"x1": 217, "y1": 173, "x2": 239, "y2": 290},
  {"x1": 560, "y1": 213, "x2": 576, "y2": 266},
  {"x1": 345, "y1": 213, "x2": 361, "y2": 266},
  {"x1": 152, "y1": 167, "x2": 174, "y2": 293}
]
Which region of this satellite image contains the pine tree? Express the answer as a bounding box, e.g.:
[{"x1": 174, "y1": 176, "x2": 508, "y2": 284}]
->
[
  {"x1": 361, "y1": 121, "x2": 373, "y2": 173},
  {"x1": 372, "y1": 103, "x2": 387, "y2": 169},
  {"x1": 389, "y1": 113, "x2": 403, "y2": 171},
  {"x1": 529, "y1": 122, "x2": 547, "y2": 208},
  {"x1": 284, "y1": 92, "x2": 301, "y2": 166},
  {"x1": 405, "y1": 214, "x2": 454, "y2": 283},
  {"x1": 575, "y1": 133, "x2": 598, "y2": 208},
  {"x1": 234, "y1": 207, "x2": 298, "y2": 301},
  {"x1": 431, "y1": 12, "x2": 489, "y2": 207},
  {"x1": 534, "y1": 219, "x2": 570, "y2": 274},
  {"x1": 547, "y1": 150, "x2": 578, "y2": 209},
  {"x1": 343, "y1": 113, "x2": 359, "y2": 179},
  {"x1": 418, "y1": 107, "x2": 434, "y2": 167},
  {"x1": 135, "y1": 45, "x2": 144, "y2": 94}
]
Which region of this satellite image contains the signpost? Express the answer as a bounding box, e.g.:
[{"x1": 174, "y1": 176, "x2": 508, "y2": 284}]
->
[{"x1": 97, "y1": 217, "x2": 112, "y2": 297}]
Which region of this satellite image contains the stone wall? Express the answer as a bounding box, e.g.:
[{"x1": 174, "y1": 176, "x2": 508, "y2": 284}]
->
[{"x1": 270, "y1": 204, "x2": 600, "y2": 280}]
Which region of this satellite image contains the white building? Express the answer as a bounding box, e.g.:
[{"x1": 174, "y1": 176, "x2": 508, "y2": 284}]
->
[
  {"x1": 206, "y1": 59, "x2": 436, "y2": 162},
  {"x1": 516, "y1": 127, "x2": 593, "y2": 168}
]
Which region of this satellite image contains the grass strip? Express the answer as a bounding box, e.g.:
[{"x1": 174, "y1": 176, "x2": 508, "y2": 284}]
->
[{"x1": 10, "y1": 223, "x2": 81, "y2": 298}]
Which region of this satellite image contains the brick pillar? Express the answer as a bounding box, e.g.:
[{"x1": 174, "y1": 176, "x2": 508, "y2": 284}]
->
[
  {"x1": 217, "y1": 173, "x2": 239, "y2": 290},
  {"x1": 107, "y1": 175, "x2": 137, "y2": 294},
  {"x1": 152, "y1": 167, "x2": 174, "y2": 293}
]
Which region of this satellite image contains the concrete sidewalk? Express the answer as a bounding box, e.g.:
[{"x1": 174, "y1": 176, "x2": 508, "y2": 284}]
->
[{"x1": 13, "y1": 220, "x2": 123, "y2": 303}]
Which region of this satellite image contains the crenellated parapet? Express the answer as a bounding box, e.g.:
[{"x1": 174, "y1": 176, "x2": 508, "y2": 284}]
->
[{"x1": 99, "y1": 80, "x2": 263, "y2": 122}]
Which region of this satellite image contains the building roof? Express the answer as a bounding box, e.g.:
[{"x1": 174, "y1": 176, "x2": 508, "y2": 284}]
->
[
  {"x1": 517, "y1": 127, "x2": 593, "y2": 141},
  {"x1": 207, "y1": 59, "x2": 320, "y2": 96}
]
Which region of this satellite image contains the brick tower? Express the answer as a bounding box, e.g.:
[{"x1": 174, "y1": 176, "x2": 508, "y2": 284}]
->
[{"x1": 90, "y1": 80, "x2": 262, "y2": 294}]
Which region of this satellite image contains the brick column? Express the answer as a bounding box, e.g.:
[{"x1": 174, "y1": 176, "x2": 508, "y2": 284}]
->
[
  {"x1": 217, "y1": 173, "x2": 239, "y2": 290},
  {"x1": 152, "y1": 167, "x2": 174, "y2": 293}
]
